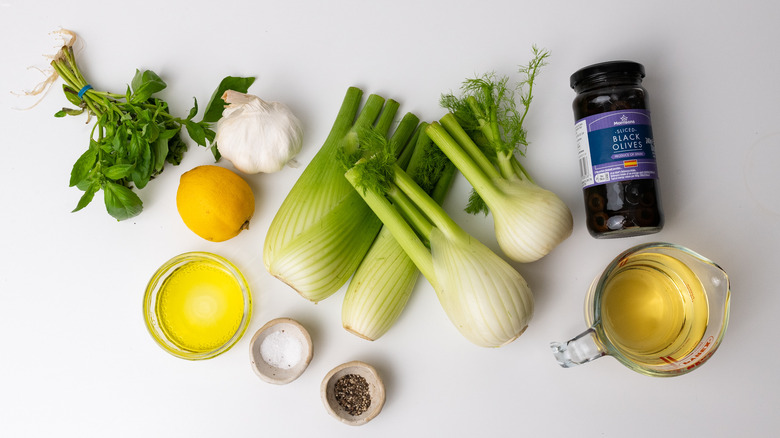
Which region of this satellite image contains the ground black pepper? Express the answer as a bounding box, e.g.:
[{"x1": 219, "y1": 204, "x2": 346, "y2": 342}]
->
[{"x1": 334, "y1": 374, "x2": 371, "y2": 416}]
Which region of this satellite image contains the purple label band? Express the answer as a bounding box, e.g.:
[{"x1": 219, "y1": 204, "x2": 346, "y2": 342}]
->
[{"x1": 581, "y1": 109, "x2": 651, "y2": 132}]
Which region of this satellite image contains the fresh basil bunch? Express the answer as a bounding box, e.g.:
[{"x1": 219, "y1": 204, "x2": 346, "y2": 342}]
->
[{"x1": 52, "y1": 43, "x2": 254, "y2": 220}]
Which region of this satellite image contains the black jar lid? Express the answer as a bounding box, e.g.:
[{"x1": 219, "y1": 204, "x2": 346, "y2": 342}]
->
[{"x1": 570, "y1": 61, "x2": 645, "y2": 89}]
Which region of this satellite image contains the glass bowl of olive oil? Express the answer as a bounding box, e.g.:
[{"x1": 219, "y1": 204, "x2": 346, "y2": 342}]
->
[{"x1": 143, "y1": 252, "x2": 252, "y2": 360}]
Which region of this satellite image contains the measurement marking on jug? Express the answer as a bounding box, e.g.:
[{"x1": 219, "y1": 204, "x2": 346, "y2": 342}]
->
[
  {"x1": 681, "y1": 336, "x2": 715, "y2": 367},
  {"x1": 685, "y1": 282, "x2": 695, "y2": 301}
]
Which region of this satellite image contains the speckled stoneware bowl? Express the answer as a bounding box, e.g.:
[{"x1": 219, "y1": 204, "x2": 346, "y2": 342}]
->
[
  {"x1": 321, "y1": 361, "x2": 385, "y2": 426},
  {"x1": 249, "y1": 318, "x2": 313, "y2": 384}
]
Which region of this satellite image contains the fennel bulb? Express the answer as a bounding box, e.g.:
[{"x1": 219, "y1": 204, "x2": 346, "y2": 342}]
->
[
  {"x1": 263, "y1": 87, "x2": 419, "y2": 303},
  {"x1": 342, "y1": 126, "x2": 456, "y2": 341},
  {"x1": 343, "y1": 132, "x2": 533, "y2": 347},
  {"x1": 428, "y1": 120, "x2": 573, "y2": 263},
  {"x1": 489, "y1": 177, "x2": 573, "y2": 263},
  {"x1": 215, "y1": 90, "x2": 303, "y2": 174},
  {"x1": 430, "y1": 227, "x2": 532, "y2": 346},
  {"x1": 341, "y1": 225, "x2": 419, "y2": 340},
  {"x1": 430, "y1": 47, "x2": 573, "y2": 263}
]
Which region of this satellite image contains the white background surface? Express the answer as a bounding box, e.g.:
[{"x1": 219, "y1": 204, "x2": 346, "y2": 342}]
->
[{"x1": 1, "y1": 0, "x2": 779, "y2": 436}]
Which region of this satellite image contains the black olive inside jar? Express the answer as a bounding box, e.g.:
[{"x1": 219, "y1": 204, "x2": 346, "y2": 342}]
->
[{"x1": 570, "y1": 61, "x2": 664, "y2": 238}]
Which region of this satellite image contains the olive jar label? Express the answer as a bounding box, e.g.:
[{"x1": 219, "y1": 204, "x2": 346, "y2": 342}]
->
[{"x1": 574, "y1": 109, "x2": 658, "y2": 189}]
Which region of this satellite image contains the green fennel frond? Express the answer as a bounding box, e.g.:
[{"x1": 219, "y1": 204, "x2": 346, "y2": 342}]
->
[
  {"x1": 406, "y1": 130, "x2": 451, "y2": 195},
  {"x1": 346, "y1": 126, "x2": 398, "y2": 196},
  {"x1": 465, "y1": 190, "x2": 489, "y2": 215},
  {"x1": 517, "y1": 46, "x2": 550, "y2": 132},
  {"x1": 440, "y1": 47, "x2": 550, "y2": 163},
  {"x1": 439, "y1": 92, "x2": 474, "y2": 130},
  {"x1": 442, "y1": 72, "x2": 523, "y2": 158},
  {"x1": 435, "y1": 47, "x2": 550, "y2": 217}
]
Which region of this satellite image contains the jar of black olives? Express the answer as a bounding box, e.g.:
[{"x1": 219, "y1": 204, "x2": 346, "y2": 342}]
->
[{"x1": 570, "y1": 61, "x2": 664, "y2": 238}]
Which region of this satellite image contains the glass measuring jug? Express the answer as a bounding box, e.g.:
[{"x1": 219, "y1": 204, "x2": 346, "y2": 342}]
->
[{"x1": 551, "y1": 242, "x2": 730, "y2": 377}]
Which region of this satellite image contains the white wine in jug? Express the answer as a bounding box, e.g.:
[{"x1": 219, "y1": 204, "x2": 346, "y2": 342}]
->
[{"x1": 599, "y1": 252, "x2": 709, "y2": 366}]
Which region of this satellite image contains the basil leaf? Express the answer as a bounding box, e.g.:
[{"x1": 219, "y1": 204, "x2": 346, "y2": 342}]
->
[
  {"x1": 152, "y1": 136, "x2": 169, "y2": 174},
  {"x1": 112, "y1": 129, "x2": 126, "y2": 154},
  {"x1": 128, "y1": 134, "x2": 141, "y2": 160},
  {"x1": 143, "y1": 121, "x2": 160, "y2": 143},
  {"x1": 54, "y1": 110, "x2": 67, "y2": 118},
  {"x1": 104, "y1": 182, "x2": 143, "y2": 221},
  {"x1": 132, "y1": 146, "x2": 153, "y2": 189},
  {"x1": 166, "y1": 133, "x2": 188, "y2": 166},
  {"x1": 130, "y1": 70, "x2": 167, "y2": 104},
  {"x1": 184, "y1": 120, "x2": 207, "y2": 147},
  {"x1": 210, "y1": 144, "x2": 222, "y2": 161},
  {"x1": 136, "y1": 107, "x2": 152, "y2": 123},
  {"x1": 69, "y1": 144, "x2": 98, "y2": 187},
  {"x1": 75, "y1": 177, "x2": 94, "y2": 191},
  {"x1": 186, "y1": 98, "x2": 198, "y2": 121},
  {"x1": 158, "y1": 127, "x2": 180, "y2": 141},
  {"x1": 130, "y1": 69, "x2": 144, "y2": 94},
  {"x1": 201, "y1": 76, "x2": 255, "y2": 123},
  {"x1": 72, "y1": 180, "x2": 100, "y2": 212},
  {"x1": 103, "y1": 163, "x2": 134, "y2": 180},
  {"x1": 63, "y1": 85, "x2": 82, "y2": 106},
  {"x1": 101, "y1": 112, "x2": 115, "y2": 139},
  {"x1": 204, "y1": 127, "x2": 216, "y2": 143}
]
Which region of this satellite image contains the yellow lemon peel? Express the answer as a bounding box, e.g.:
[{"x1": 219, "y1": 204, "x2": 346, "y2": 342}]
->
[{"x1": 176, "y1": 165, "x2": 255, "y2": 242}]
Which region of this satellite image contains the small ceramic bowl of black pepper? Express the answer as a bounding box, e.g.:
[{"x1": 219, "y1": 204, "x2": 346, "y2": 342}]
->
[
  {"x1": 249, "y1": 318, "x2": 313, "y2": 385},
  {"x1": 321, "y1": 360, "x2": 385, "y2": 426}
]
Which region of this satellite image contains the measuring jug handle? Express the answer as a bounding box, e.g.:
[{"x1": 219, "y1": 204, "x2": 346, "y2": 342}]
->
[{"x1": 550, "y1": 328, "x2": 606, "y2": 368}]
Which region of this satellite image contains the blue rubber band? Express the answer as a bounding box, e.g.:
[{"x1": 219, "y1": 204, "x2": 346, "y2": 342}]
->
[{"x1": 77, "y1": 84, "x2": 93, "y2": 99}]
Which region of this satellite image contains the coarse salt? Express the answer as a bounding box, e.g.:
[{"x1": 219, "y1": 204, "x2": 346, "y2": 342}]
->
[{"x1": 260, "y1": 330, "x2": 302, "y2": 369}]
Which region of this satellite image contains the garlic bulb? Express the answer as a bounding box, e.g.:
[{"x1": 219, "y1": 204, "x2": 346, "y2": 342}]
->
[{"x1": 215, "y1": 90, "x2": 303, "y2": 174}]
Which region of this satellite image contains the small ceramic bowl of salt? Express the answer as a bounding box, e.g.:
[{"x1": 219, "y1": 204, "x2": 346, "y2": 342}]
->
[{"x1": 249, "y1": 318, "x2": 313, "y2": 384}]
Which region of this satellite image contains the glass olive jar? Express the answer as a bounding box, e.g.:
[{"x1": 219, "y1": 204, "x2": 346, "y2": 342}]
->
[{"x1": 570, "y1": 61, "x2": 664, "y2": 238}]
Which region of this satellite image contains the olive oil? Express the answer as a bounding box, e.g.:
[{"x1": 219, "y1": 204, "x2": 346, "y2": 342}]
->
[
  {"x1": 599, "y1": 252, "x2": 708, "y2": 366},
  {"x1": 155, "y1": 260, "x2": 245, "y2": 353}
]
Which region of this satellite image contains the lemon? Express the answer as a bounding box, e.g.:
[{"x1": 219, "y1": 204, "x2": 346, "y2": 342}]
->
[{"x1": 176, "y1": 165, "x2": 255, "y2": 242}]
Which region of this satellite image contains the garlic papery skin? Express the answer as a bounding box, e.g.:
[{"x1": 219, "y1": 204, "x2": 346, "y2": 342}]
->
[
  {"x1": 215, "y1": 90, "x2": 303, "y2": 174},
  {"x1": 489, "y1": 178, "x2": 573, "y2": 263}
]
